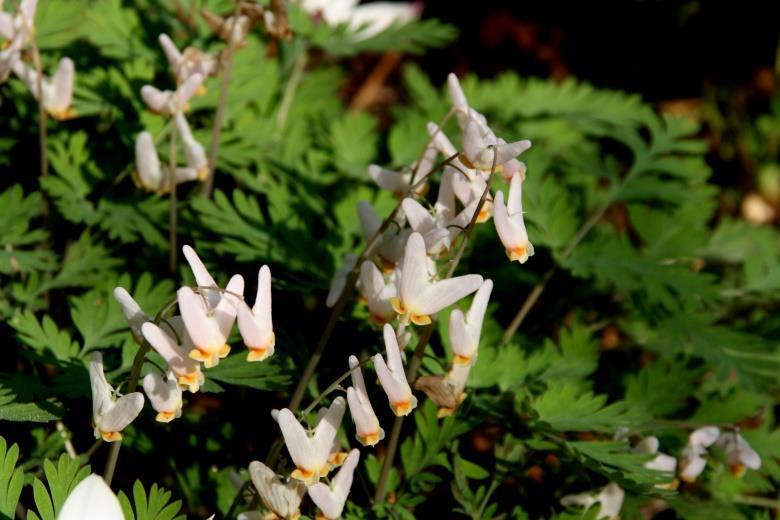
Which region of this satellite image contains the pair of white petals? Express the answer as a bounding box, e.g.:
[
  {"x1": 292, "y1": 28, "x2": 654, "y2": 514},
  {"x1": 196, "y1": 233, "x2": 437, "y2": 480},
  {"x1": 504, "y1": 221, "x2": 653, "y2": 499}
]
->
[
  {"x1": 494, "y1": 172, "x2": 534, "y2": 263},
  {"x1": 141, "y1": 371, "x2": 182, "y2": 423},
  {"x1": 89, "y1": 353, "x2": 144, "y2": 442},
  {"x1": 372, "y1": 323, "x2": 417, "y2": 416},
  {"x1": 58, "y1": 474, "x2": 123, "y2": 520},
  {"x1": 0, "y1": 0, "x2": 35, "y2": 82},
  {"x1": 141, "y1": 72, "x2": 203, "y2": 115},
  {"x1": 248, "y1": 461, "x2": 306, "y2": 520},
  {"x1": 346, "y1": 355, "x2": 385, "y2": 446},
  {"x1": 301, "y1": 0, "x2": 420, "y2": 40},
  {"x1": 679, "y1": 426, "x2": 720, "y2": 482},
  {"x1": 560, "y1": 482, "x2": 624, "y2": 520},
  {"x1": 158, "y1": 33, "x2": 214, "y2": 88},
  {"x1": 359, "y1": 260, "x2": 397, "y2": 324},
  {"x1": 391, "y1": 232, "x2": 483, "y2": 326},
  {"x1": 357, "y1": 200, "x2": 409, "y2": 270},
  {"x1": 449, "y1": 279, "x2": 492, "y2": 366},
  {"x1": 12, "y1": 57, "x2": 74, "y2": 120}
]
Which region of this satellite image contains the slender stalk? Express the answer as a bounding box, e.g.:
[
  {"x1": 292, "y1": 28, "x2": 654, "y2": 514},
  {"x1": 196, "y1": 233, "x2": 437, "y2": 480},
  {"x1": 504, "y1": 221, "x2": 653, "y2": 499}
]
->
[
  {"x1": 374, "y1": 152, "x2": 498, "y2": 503},
  {"x1": 168, "y1": 117, "x2": 179, "y2": 273},
  {"x1": 275, "y1": 49, "x2": 308, "y2": 133},
  {"x1": 225, "y1": 480, "x2": 254, "y2": 519},
  {"x1": 299, "y1": 358, "x2": 370, "y2": 419},
  {"x1": 56, "y1": 421, "x2": 78, "y2": 459},
  {"x1": 201, "y1": 2, "x2": 242, "y2": 198},
  {"x1": 499, "y1": 268, "x2": 554, "y2": 346},
  {"x1": 733, "y1": 494, "x2": 780, "y2": 510}
]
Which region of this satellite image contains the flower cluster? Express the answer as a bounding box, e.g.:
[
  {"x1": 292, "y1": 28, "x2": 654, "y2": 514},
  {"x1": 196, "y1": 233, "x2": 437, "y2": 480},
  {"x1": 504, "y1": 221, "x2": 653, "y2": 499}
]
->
[{"x1": 0, "y1": 0, "x2": 75, "y2": 119}]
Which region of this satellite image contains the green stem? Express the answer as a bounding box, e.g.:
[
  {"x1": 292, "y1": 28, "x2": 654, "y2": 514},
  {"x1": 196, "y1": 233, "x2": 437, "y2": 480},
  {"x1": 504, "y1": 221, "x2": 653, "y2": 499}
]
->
[
  {"x1": 168, "y1": 115, "x2": 179, "y2": 273},
  {"x1": 275, "y1": 49, "x2": 308, "y2": 133}
]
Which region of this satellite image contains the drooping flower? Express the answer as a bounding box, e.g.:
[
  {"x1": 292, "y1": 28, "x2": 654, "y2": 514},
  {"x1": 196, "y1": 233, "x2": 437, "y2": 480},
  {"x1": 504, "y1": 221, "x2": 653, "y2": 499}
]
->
[
  {"x1": 58, "y1": 474, "x2": 124, "y2": 520},
  {"x1": 301, "y1": 0, "x2": 420, "y2": 40},
  {"x1": 634, "y1": 436, "x2": 678, "y2": 489},
  {"x1": 373, "y1": 323, "x2": 417, "y2": 416},
  {"x1": 368, "y1": 164, "x2": 426, "y2": 198},
  {"x1": 248, "y1": 460, "x2": 307, "y2": 520},
  {"x1": 716, "y1": 431, "x2": 761, "y2": 478},
  {"x1": 560, "y1": 482, "x2": 625, "y2": 520},
  {"x1": 173, "y1": 111, "x2": 208, "y2": 180},
  {"x1": 134, "y1": 131, "x2": 199, "y2": 193},
  {"x1": 357, "y1": 200, "x2": 410, "y2": 270},
  {"x1": 141, "y1": 320, "x2": 204, "y2": 392},
  {"x1": 414, "y1": 363, "x2": 471, "y2": 418},
  {"x1": 359, "y1": 260, "x2": 397, "y2": 324},
  {"x1": 237, "y1": 265, "x2": 275, "y2": 362},
  {"x1": 326, "y1": 253, "x2": 357, "y2": 308},
  {"x1": 390, "y1": 232, "x2": 483, "y2": 325},
  {"x1": 89, "y1": 353, "x2": 144, "y2": 442},
  {"x1": 276, "y1": 397, "x2": 346, "y2": 484},
  {"x1": 177, "y1": 272, "x2": 244, "y2": 368},
  {"x1": 158, "y1": 33, "x2": 215, "y2": 88},
  {"x1": 461, "y1": 119, "x2": 531, "y2": 173},
  {"x1": 346, "y1": 355, "x2": 384, "y2": 446},
  {"x1": 679, "y1": 426, "x2": 720, "y2": 482},
  {"x1": 142, "y1": 371, "x2": 183, "y2": 423},
  {"x1": 12, "y1": 57, "x2": 75, "y2": 120},
  {"x1": 494, "y1": 172, "x2": 534, "y2": 264},
  {"x1": 140, "y1": 72, "x2": 203, "y2": 115},
  {"x1": 113, "y1": 287, "x2": 149, "y2": 345},
  {"x1": 307, "y1": 448, "x2": 360, "y2": 519},
  {"x1": 449, "y1": 279, "x2": 493, "y2": 366}
]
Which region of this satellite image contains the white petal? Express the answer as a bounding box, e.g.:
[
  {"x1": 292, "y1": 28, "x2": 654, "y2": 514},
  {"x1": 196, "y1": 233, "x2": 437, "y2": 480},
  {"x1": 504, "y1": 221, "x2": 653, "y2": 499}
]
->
[
  {"x1": 141, "y1": 322, "x2": 200, "y2": 383},
  {"x1": 357, "y1": 200, "x2": 381, "y2": 242},
  {"x1": 313, "y1": 397, "x2": 346, "y2": 462},
  {"x1": 447, "y1": 73, "x2": 469, "y2": 117},
  {"x1": 248, "y1": 461, "x2": 305, "y2": 518},
  {"x1": 174, "y1": 72, "x2": 203, "y2": 109},
  {"x1": 326, "y1": 253, "x2": 357, "y2": 307},
  {"x1": 58, "y1": 474, "x2": 124, "y2": 520},
  {"x1": 98, "y1": 392, "x2": 144, "y2": 433},
  {"x1": 506, "y1": 172, "x2": 524, "y2": 216},
  {"x1": 347, "y1": 3, "x2": 419, "y2": 38},
  {"x1": 382, "y1": 323, "x2": 405, "y2": 375},
  {"x1": 174, "y1": 111, "x2": 207, "y2": 175},
  {"x1": 307, "y1": 449, "x2": 360, "y2": 519},
  {"x1": 48, "y1": 57, "x2": 74, "y2": 116},
  {"x1": 134, "y1": 131, "x2": 163, "y2": 190},
  {"x1": 277, "y1": 408, "x2": 316, "y2": 471},
  {"x1": 462, "y1": 120, "x2": 485, "y2": 164},
  {"x1": 417, "y1": 274, "x2": 483, "y2": 316},
  {"x1": 89, "y1": 353, "x2": 112, "y2": 422},
  {"x1": 466, "y1": 279, "x2": 493, "y2": 335},
  {"x1": 158, "y1": 33, "x2": 183, "y2": 71},
  {"x1": 635, "y1": 436, "x2": 659, "y2": 454},
  {"x1": 426, "y1": 122, "x2": 458, "y2": 157},
  {"x1": 494, "y1": 139, "x2": 531, "y2": 165},
  {"x1": 690, "y1": 426, "x2": 720, "y2": 448},
  {"x1": 399, "y1": 232, "x2": 429, "y2": 305},
  {"x1": 177, "y1": 286, "x2": 219, "y2": 349},
  {"x1": 181, "y1": 245, "x2": 219, "y2": 307},
  {"x1": 597, "y1": 483, "x2": 624, "y2": 520},
  {"x1": 140, "y1": 85, "x2": 171, "y2": 113},
  {"x1": 112, "y1": 287, "x2": 148, "y2": 342},
  {"x1": 142, "y1": 372, "x2": 182, "y2": 417},
  {"x1": 369, "y1": 164, "x2": 406, "y2": 194}
]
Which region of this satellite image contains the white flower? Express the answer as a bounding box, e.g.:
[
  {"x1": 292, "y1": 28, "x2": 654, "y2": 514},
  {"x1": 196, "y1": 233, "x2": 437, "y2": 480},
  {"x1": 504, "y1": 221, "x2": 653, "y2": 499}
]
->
[
  {"x1": 134, "y1": 131, "x2": 199, "y2": 193},
  {"x1": 89, "y1": 353, "x2": 144, "y2": 442},
  {"x1": 0, "y1": 0, "x2": 36, "y2": 48},
  {"x1": 561, "y1": 482, "x2": 624, "y2": 520},
  {"x1": 494, "y1": 172, "x2": 534, "y2": 263},
  {"x1": 390, "y1": 232, "x2": 483, "y2": 325},
  {"x1": 142, "y1": 371, "x2": 182, "y2": 423},
  {"x1": 158, "y1": 33, "x2": 214, "y2": 88},
  {"x1": 449, "y1": 279, "x2": 492, "y2": 366},
  {"x1": 450, "y1": 167, "x2": 493, "y2": 223},
  {"x1": 373, "y1": 323, "x2": 417, "y2": 416},
  {"x1": 301, "y1": 0, "x2": 420, "y2": 40},
  {"x1": 716, "y1": 431, "x2": 761, "y2": 478},
  {"x1": 58, "y1": 474, "x2": 123, "y2": 520},
  {"x1": 326, "y1": 253, "x2": 357, "y2": 308},
  {"x1": 679, "y1": 426, "x2": 720, "y2": 482},
  {"x1": 173, "y1": 111, "x2": 208, "y2": 180},
  {"x1": 12, "y1": 57, "x2": 75, "y2": 120},
  {"x1": 634, "y1": 436, "x2": 678, "y2": 489},
  {"x1": 368, "y1": 164, "x2": 426, "y2": 197},
  {"x1": 462, "y1": 118, "x2": 531, "y2": 172},
  {"x1": 140, "y1": 72, "x2": 203, "y2": 115},
  {"x1": 357, "y1": 200, "x2": 410, "y2": 270},
  {"x1": 346, "y1": 355, "x2": 384, "y2": 446},
  {"x1": 141, "y1": 320, "x2": 204, "y2": 392},
  {"x1": 113, "y1": 287, "x2": 149, "y2": 345},
  {"x1": 237, "y1": 265, "x2": 275, "y2": 362},
  {"x1": 248, "y1": 460, "x2": 306, "y2": 519},
  {"x1": 276, "y1": 397, "x2": 346, "y2": 484},
  {"x1": 308, "y1": 449, "x2": 360, "y2": 519},
  {"x1": 359, "y1": 260, "x2": 397, "y2": 324}
]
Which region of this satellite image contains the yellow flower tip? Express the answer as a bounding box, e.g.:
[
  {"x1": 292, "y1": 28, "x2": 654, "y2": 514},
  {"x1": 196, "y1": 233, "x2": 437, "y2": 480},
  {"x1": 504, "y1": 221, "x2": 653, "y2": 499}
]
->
[
  {"x1": 476, "y1": 205, "x2": 492, "y2": 224},
  {"x1": 315, "y1": 512, "x2": 328, "y2": 520},
  {"x1": 196, "y1": 166, "x2": 210, "y2": 181},
  {"x1": 49, "y1": 107, "x2": 75, "y2": 121},
  {"x1": 679, "y1": 474, "x2": 697, "y2": 484},
  {"x1": 390, "y1": 297, "x2": 404, "y2": 315},
  {"x1": 155, "y1": 411, "x2": 177, "y2": 423},
  {"x1": 177, "y1": 372, "x2": 201, "y2": 393},
  {"x1": 730, "y1": 464, "x2": 747, "y2": 479},
  {"x1": 359, "y1": 432, "x2": 383, "y2": 447},
  {"x1": 182, "y1": 102, "x2": 191, "y2": 113},
  {"x1": 378, "y1": 256, "x2": 396, "y2": 273},
  {"x1": 436, "y1": 407, "x2": 455, "y2": 419},
  {"x1": 100, "y1": 430, "x2": 123, "y2": 442},
  {"x1": 508, "y1": 245, "x2": 529, "y2": 264},
  {"x1": 370, "y1": 313, "x2": 387, "y2": 326},
  {"x1": 392, "y1": 399, "x2": 415, "y2": 416},
  {"x1": 357, "y1": 295, "x2": 368, "y2": 305},
  {"x1": 246, "y1": 347, "x2": 270, "y2": 362},
  {"x1": 188, "y1": 348, "x2": 210, "y2": 363},
  {"x1": 452, "y1": 354, "x2": 472, "y2": 366},
  {"x1": 218, "y1": 344, "x2": 231, "y2": 358},
  {"x1": 657, "y1": 479, "x2": 679, "y2": 491},
  {"x1": 329, "y1": 452, "x2": 349, "y2": 467},
  {"x1": 196, "y1": 85, "x2": 207, "y2": 96},
  {"x1": 410, "y1": 313, "x2": 431, "y2": 326},
  {"x1": 291, "y1": 467, "x2": 318, "y2": 485}
]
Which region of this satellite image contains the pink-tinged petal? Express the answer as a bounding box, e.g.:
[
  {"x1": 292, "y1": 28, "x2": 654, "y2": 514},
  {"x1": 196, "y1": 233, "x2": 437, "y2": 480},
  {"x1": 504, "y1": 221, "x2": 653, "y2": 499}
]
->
[
  {"x1": 372, "y1": 353, "x2": 407, "y2": 405},
  {"x1": 0, "y1": 13, "x2": 13, "y2": 40},
  {"x1": 181, "y1": 245, "x2": 218, "y2": 306},
  {"x1": 141, "y1": 322, "x2": 198, "y2": 380},
  {"x1": 252, "y1": 265, "x2": 273, "y2": 330},
  {"x1": 174, "y1": 111, "x2": 207, "y2": 177},
  {"x1": 326, "y1": 253, "x2": 357, "y2": 307},
  {"x1": 112, "y1": 287, "x2": 148, "y2": 342},
  {"x1": 174, "y1": 72, "x2": 203, "y2": 109},
  {"x1": 451, "y1": 168, "x2": 477, "y2": 206},
  {"x1": 401, "y1": 198, "x2": 434, "y2": 234},
  {"x1": 495, "y1": 139, "x2": 532, "y2": 165},
  {"x1": 368, "y1": 164, "x2": 406, "y2": 194},
  {"x1": 506, "y1": 172, "x2": 524, "y2": 216},
  {"x1": 435, "y1": 168, "x2": 456, "y2": 222},
  {"x1": 49, "y1": 57, "x2": 74, "y2": 117},
  {"x1": 467, "y1": 279, "x2": 493, "y2": 334},
  {"x1": 158, "y1": 33, "x2": 183, "y2": 70},
  {"x1": 462, "y1": 120, "x2": 485, "y2": 163},
  {"x1": 313, "y1": 397, "x2": 346, "y2": 462},
  {"x1": 98, "y1": 392, "x2": 144, "y2": 433},
  {"x1": 89, "y1": 353, "x2": 112, "y2": 421},
  {"x1": 347, "y1": 386, "x2": 379, "y2": 442},
  {"x1": 417, "y1": 274, "x2": 483, "y2": 316},
  {"x1": 308, "y1": 449, "x2": 360, "y2": 519},
  {"x1": 382, "y1": 323, "x2": 404, "y2": 374},
  {"x1": 277, "y1": 408, "x2": 315, "y2": 471},
  {"x1": 449, "y1": 309, "x2": 474, "y2": 360},
  {"x1": 501, "y1": 158, "x2": 526, "y2": 181},
  {"x1": 493, "y1": 190, "x2": 517, "y2": 250},
  {"x1": 142, "y1": 372, "x2": 182, "y2": 419},
  {"x1": 357, "y1": 200, "x2": 381, "y2": 242},
  {"x1": 177, "y1": 286, "x2": 220, "y2": 350},
  {"x1": 399, "y1": 232, "x2": 429, "y2": 305},
  {"x1": 447, "y1": 73, "x2": 469, "y2": 120},
  {"x1": 214, "y1": 274, "x2": 244, "y2": 337},
  {"x1": 690, "y1": 426, "x2": 720, "y2": 448},
  {"x1": 20, "y1": 0, "x2": 37, "y2": 24},
  {"x1": 140, "y1": 85, "x2": 171, "y2": 113}
]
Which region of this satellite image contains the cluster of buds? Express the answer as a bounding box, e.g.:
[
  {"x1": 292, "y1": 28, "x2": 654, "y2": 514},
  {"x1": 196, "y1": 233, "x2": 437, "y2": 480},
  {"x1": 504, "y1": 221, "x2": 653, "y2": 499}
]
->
[
  {"x1": 91, "y1": 246, "x2": 275, "y2": 440},
  {"x1": 134, "y1": 34, "x2": 213, "y2": 193},
  {"x1": 0, "y1": 0, "x2": 75, "y2": 119}
]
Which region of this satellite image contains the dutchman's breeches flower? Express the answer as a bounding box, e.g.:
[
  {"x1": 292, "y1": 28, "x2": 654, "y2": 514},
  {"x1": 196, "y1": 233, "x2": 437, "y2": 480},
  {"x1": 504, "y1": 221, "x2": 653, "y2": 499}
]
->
[
  {"x1": 277, "y1": 397, "x2": 346, "y2": 485},
  {"x1": 494, "y1": 172, "x2": 534, "y2": 263},
  {"x1": 142, "y1": 320, "x2": 204, "y2": 392},
  {"x1": 415, "y1": 363, "x2": 471, "y2": 418},
  {"x1": 134, "y1": 131, "x2": 200, "y2": 193},
  {"x1": 142, "y1": 371, "x2": 183, "y2": 423},
  {"x1": 141, "y1": 72, "x2": 203, "y2": 115},
  {"x1": 390, "y1": 232, "x2": 483, "y2": 325},
  {"x1": 561, "y1": 483, "x2": 625, "y2": 520},
  {"x1": 89, "y1": 353, "x2": 144, "y2": 442},
  {"x1": 373, "y1": 323, "x2": 417, "y2": 416},
  {"x1": 449, "y1": 279, "x2": 493, "y2": 366},
  {"x1": 248, "y1": 460, "x2": 306, "y2": 520},
  {"x1": 237, "y1": 265, "x2": 275, "y2": 362},
  {"x1": 359, "y1": 260, "x2": 397, "y2": 324},
  {"x1": 716, "y1": 431, "x2": 761, "y2": 478},
  {"x1": 58, "y1": 474, "x2": 124, "y2": 520},
  {"x1": 679, "y1": 426, "x2": 720, "y2": 482},
  {"x1": 307, "y1": 449, "x2": 360, "y2": 519},
  {"x1": 346, "y1": 355, "x2": 384, "y2": 446}
]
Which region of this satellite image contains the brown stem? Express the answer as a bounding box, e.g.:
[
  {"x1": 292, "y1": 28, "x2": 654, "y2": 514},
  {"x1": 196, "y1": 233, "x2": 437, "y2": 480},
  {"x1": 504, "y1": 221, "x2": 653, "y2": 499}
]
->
[{"x1": 348, "y1": 51, "x2": 402, "y2": 112}]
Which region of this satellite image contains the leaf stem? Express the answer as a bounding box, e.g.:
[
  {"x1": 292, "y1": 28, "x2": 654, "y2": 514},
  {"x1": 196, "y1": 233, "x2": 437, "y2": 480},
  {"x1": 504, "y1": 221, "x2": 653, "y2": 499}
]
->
[{"x1": 275, "y1": 47, "x2": 308, "y2": 133}]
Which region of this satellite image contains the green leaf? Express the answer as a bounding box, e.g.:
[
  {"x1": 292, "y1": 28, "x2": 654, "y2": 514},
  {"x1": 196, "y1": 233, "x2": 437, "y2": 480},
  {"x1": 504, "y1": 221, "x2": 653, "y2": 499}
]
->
[
  {"x1": 0, "y1": 437, "x2": 24, "y2": 518},
  {"x1": 330, "y1": 112, "x2": 377, "y2": 177},
  {"x1": 117, "y1": 480, "x2": 185, "y2": 520},
  {"x1": 202, "y1": 354, "x2": 291, "y2": 392},
  {"x1": 624, "y1": 362, "x2": 702, "y2": 418},
  {"x1": 533, "y1": 382, "x2": 639, "y2": 432},
  {"x1": 0, "y1": 185, "x2": 55, "y2": 274},
  {"x1": 566, "y1": 441, "x2": 668, "y2": 488},
  {"x1": 0, "y1": 385, "x2": 63, "y2": 422},
  {"x1": 10, "y1": 311, "x2": 80, "y2": 361},
  {"x1": 28, "y1": 454, "x2": 90, "y2": 520}
]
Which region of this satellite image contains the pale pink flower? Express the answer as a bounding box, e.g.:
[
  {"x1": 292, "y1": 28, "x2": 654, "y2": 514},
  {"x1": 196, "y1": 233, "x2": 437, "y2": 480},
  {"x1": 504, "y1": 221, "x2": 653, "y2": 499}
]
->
[
  {"x1": 142, "y1": 371, "x2": 183, "y2": 423},
  {"x1": 307, "y1": 449, "x2": 360, "y2": 519},
  {"x1": 346, "y1": 355, "x2": 384, "y2": 446},
  {"x1": 372, "y1": 323, "x2": 417, "y2": 416},
  {"x1": 237, "y1": 266, "x2": 275, "y2": 362},
  {"x1": 494, "y1": 172, "x2": 534, "y2": 263},
  {"x1": 89, "y1": 353, "x2": 144, "y2": 442}
]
